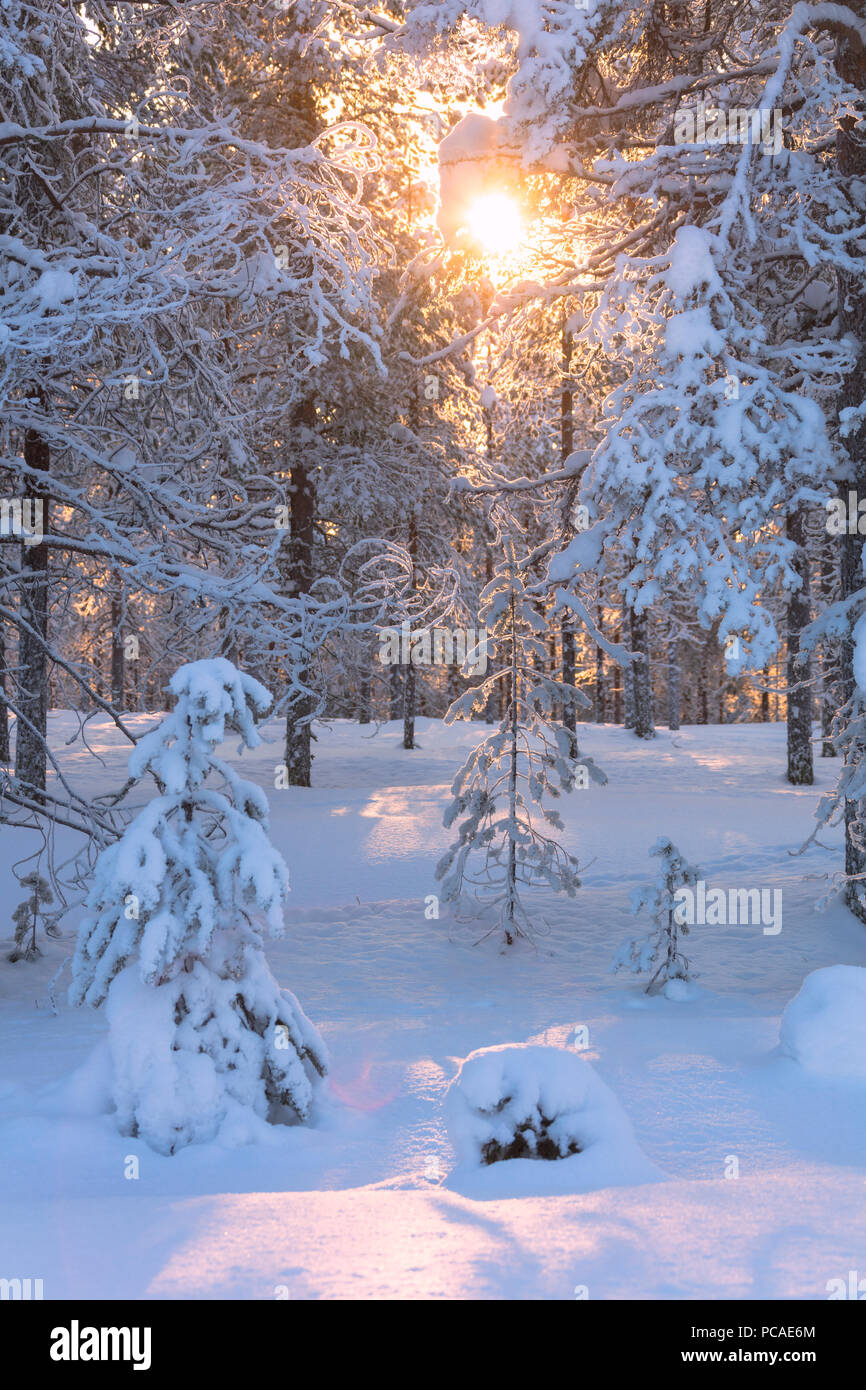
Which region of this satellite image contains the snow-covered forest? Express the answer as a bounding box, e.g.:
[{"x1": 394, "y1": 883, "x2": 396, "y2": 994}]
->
[{"x1": 2, "y1": 0, "x2": 866, "y2": 1315}]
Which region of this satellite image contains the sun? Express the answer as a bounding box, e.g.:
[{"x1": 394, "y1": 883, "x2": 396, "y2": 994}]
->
[{"x1": 465, "y1": 192, "x2": 523, "y2": 258}]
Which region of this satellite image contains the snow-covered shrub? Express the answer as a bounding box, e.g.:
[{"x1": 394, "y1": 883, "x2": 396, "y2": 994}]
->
[
  {"x1": 780, "y1": 966, "x2": 866, "y2": 1080},
  {"x1": 447, "y1": 1044, "x2": 629, "y2": 1166},
  {"x1": 612, "y1": 837, "x2": 701, "y2": 995},
  {"x1": 69, "y1": 658, "x2": 327, "y2": 1154}
]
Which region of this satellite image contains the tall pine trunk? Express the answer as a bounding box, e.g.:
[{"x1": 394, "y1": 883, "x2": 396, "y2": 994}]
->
[
  {"x1": 504, "y1": 593, "x2": 519, "y2": 946},
  {"x1": 836, "y1": 13, "x2": 866, "y2": 916},
  {"x1": 697, "y1": 634, "x2": 712, "y2": 725},
  {"x1": 594, "y1": 596, "x2": 606, "y2": 723},
  {"x1": 561, "y1": 621, "x2": 576, "y2": 733},
  {"x1": 389, "y1": 664, "x2": 402, "y2": 720},
  {"x1": 667, "y1": 638, "x2": 681, "y2": 731},
  {"x1": 760, "y1": 666, "x2": 771, "y2": 722},
  {"x1": 358, "y1": 647, "x2": 371, "y2": 725},
  {"x1": 484, "y1": 548, "x2": 496, "y2": 724},
  {"x1": 402, "y1": 516, "x2": 418, "y2": 749},
  {"x1": 820, "y1": 535, "x2": 838, "y2": 756},
  {"x1": 612, "y1": 625, "x2": 623, "y2": 724},
  {"x1": 284, "y1": 401, "x2": 316, "y2": 787},
  {"x1": 630, "y1": 606, "x2": 655, "y2": 739},
  {"x1": 624, "y1": 665, "x2": 636, "y2": 729},
  {"x1": 0, "y1": 618, "x2": 9, "y2": 762},
  {"x1": 110, "y1": 579, "x2": 125, "y2": 710},
  {"x1": 560, "y1": 309, "x2": 577, "y2": 734},
  {"x1": 15, "y1": 421, "x2": 50, "y2": 802},
  {"x1": 786, "y1": 507, "x2": 814, "y2": 784},
  {"x1": 402, "y1": 664, "x2": 417, "y2": 749}
]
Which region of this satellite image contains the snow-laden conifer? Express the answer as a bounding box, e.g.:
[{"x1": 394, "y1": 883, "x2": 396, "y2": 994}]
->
[
  {"x1": 612, "y1": 837, "x2": 701, "y2": 995},
  {"x1": 70, "y1": 659, "x2": 326, "y2": 1154},
  {"x1": 436, "y1": 537, "x2": 604, "y2": 945}
]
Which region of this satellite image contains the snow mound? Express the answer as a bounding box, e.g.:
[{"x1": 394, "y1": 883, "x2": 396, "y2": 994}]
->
[
  {"x1": 779, "y1": 966, "x2": 866, "y2": 1080},
  {"x1": 663, "y1": 977, "x2": 701, "y2": 1002},
  {"x1": 444, "y1": 1043, "x2": 662, "y2": 1197}
]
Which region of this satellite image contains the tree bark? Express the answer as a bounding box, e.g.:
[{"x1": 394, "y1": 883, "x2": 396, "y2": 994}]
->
[
  {"x1": 820, "y1": 535, "x2": 838, "y2": 755},
  {"x1": 760, "y1": 665, "x2": 770, "y2": 722},
  {"x1": 389, "y1": 664, "x2": 402, "y2": 721},
  {"x1": 402, "y1": 516, "x2": 418, "y2": 749},
  {"x1": 0, "y1": 618, "x2": 9, "y2": 763},
  {"x1": 484, "y1": 547, "x2": 496, "y2": 724},
  {"x1": 594, "y1": 596, "x2": 606, "y2": 723},
  {"x1": 561, "y1": 621, "x2": 576, "y2": 732},
  {"x1": 504, "y1": 593, "x2": 519, "y2": 945},
  {"x1": 560, "y1": 311, "x2": 577, "y2": 733},
  {"x1": 624, "y1": 662, "x2": 636, "y2": 729},
  {"x1": 697, "y1": 634, "x2": 712, "y2": 725},
  {"x1": 667, "y1": 638, "x2": 681, "y2": 731},
  {"x1": 612, "y1": 625, "x2": 623, "y2": 724},
  {"x1": 110, "y1": 579, "x2": 125, "y2": 710},
  {"x1": 283, "y1": 400, "x2": 316, "y2": 787},
  {"x1": 402, "y1": 663, "x2": 417, "y2": 749},
  {"x1": 15, "y1": 421, "x2": 50, "y2": 801},
  {"x1": 786, "y1": 507, "x2": 814, "y2": 784},
  {"x1": 358, "y1": 645, "x2": 371, "y2": 725},
  {"x1": 630, "y1": 606, "x2": 655, "y2": 739},
  {"x1": 836, "y1": 12, "x2": 866, "y2": 914}
]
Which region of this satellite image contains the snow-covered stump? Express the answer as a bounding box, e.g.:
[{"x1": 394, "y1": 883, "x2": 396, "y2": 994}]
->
[
  {"x1": 445, "y1": 1044, "x2": 660, "y2": 1196},
  {"x1": 69, "y1": 659, "x2": 327, "y2": 1155},
  {"x1": 780, "y1": 966, "x2": 866, "y2": 1080}
]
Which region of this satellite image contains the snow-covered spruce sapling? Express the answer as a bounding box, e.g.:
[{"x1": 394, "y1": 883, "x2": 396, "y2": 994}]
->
[
  {"x1": 435, "y1": 536, "x2": 605, "y2": 946},
  {"x1": 8, "y1": 870, "x2": 59, "y2": 963},
  {"x1": 69, "y1": 659, "x2": 327, "y2": 1154},
  {"x1": 612, "y1": 837, "x2": 701, "y2": 994}
]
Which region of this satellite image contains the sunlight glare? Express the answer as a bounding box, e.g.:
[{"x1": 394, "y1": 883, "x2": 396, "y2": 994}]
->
[{"x1": 465, "y1": 192, "x2": 523, "y2": 258}]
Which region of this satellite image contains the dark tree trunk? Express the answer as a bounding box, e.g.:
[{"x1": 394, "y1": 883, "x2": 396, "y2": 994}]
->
[
  {"x1": 836, "y1": 13, "x2": 866, "y2": 915},
  {"x1": 561, "y1": 620, "x2": 576, "y2": 732},
  {"x1": 403, "y1": 516, "x2": 418, "y2": 750},
  {"x1": 484, "y1": 547, "x2": 496, "y2": 724},
  {"x1": 447, "y1": 662, "x2": 460, "y2": 705},
  {"x1": 697, "y1": 634, "x2": 712, "y2": 725},
  {"x1": 504, "y1": 594, "x2": 520, "y2": 945},
  {"x1": 283, "y1": 400, "x2": 316, "y2": 787},
  {"x1": 786, "y1": 507, "x2": 814, "y2": 784},
  {"x1": 358, "y1": 645, "x2": 371, "y2": 725},
  {"x1": 402, "y1": 663, "x2": 417, "y2": 749},
  {"x1": 667, "y1": 638, "x2": 681, "y2": 731},
  {"x1": 15, "y1": 422, "x2": 50, "y2": 802},
  {"x1": 624, "y1": 657, "x2": 636, "y2": 729},
  {"x1": 559, "y1": 311, "x2": 577, "y2": 733},
  {"x1": 0, "y1": 618, "x2": 9, "y2": 762},
  {"x1": 820, "y1": 531, "x2": 839, "y2": 756},
  {"x1": 629, "y1": 606, "x2": 655, "y2": 739},
  {"x1": 110, "y1": 581, "x2": 125, "y2": 710},
  {"x1": 594, "y1": 598, "x2": 606, "y2": 723},
  {"x1": 389, "y1": 663, "x2": 402, "y2": 720},
  {"x1": 612, "y1": 626, "x2": 623, "y2": 724},
  {"x1": 697, "y1": 679, "x2": 709, "y2": 725}
]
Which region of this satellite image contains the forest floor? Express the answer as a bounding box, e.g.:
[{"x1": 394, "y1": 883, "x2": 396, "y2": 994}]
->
[{"x1": 1, "y1": 714, "x2": 865, "y2": 1300}]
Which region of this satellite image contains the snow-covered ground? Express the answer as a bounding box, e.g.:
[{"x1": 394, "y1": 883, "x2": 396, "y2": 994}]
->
[{"x1": 1, "y1": 714, "x2": 865, "y2": 1300}]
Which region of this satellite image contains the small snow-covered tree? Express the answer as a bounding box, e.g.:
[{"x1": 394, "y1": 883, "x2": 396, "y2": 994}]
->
[
  {"x1": 69, "y1": 659, "x2": 326, "y2": 1154},
  {"x1": 436, "y1": 536, "x2": 604, "y2": 946},
  {"x1": 8, "y1": 868, "x2": 58, "y2": 963},
  {"x1": 612, "y1": 837, "x2": 701, "y2": 995}
]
